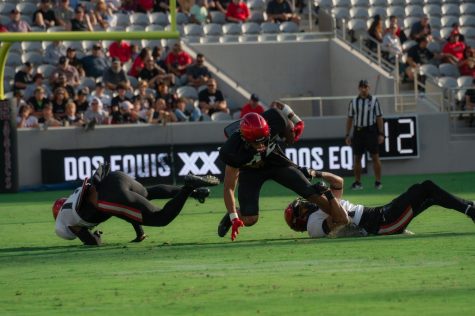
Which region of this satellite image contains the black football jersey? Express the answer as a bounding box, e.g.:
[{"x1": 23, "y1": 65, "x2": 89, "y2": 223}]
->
[{"x1": 219, "y1": 108, "x2": 294, "y2": 169}]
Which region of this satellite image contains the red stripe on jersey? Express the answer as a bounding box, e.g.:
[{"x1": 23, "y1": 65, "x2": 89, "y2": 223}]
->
[{"x1": 97, "y1": 200, "x2": 143, "y2": 223}]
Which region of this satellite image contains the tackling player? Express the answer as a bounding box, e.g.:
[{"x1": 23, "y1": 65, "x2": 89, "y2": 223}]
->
[
  {"x1": 284, "y1": 172, "x2": 475, "y2": 238},
  {"x1": 53, "y1": 163, "x2": 220, "y2": 245},
  {"x1": 217, "y1": 101, "x2": 349, "y2": 241}
]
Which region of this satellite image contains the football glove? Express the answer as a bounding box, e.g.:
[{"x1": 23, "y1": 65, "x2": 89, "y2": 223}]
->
[
  {"x1": 293, "y1": 120, "x2": 304, "y2": 142},
  {"x1": 231, "y1": 218, "x2": 244, "y2": 241}
]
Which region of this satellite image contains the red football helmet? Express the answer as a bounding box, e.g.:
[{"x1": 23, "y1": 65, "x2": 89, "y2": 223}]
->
[
  {"x1": 240, "y1": 113, "x2": 270, "y2": 143},
  {"x1": 52, "y1": 197, "x2": 67, "y2": 220},
  {"x1": 284, "y1": 198, "x2": 311, "y2": 232}
]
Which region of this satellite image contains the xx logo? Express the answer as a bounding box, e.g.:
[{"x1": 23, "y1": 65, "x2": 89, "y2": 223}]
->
[{"x1": 178, "y1": 151, "x2": 221, "y2": 175}]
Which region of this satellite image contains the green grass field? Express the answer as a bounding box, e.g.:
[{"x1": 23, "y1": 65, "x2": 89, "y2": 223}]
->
[{"x1": 0, "y1": 173, "x2": 474, "y2": 316}]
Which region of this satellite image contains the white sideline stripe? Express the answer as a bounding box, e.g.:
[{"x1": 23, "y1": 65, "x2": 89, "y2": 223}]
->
[
  {"x1": 378, "y1": 208, "x2": 413, "y2": 234},
  {"x1": 98, "y1": 202, "x2": 142, "y2": 221}
]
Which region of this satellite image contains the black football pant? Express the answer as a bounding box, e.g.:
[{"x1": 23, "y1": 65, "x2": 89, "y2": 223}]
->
[
  {"x1": 97, "y1": 172, "x2": 193, "y2": 226},
  {"x1": 360, "y1": 180, "x2": 471, "y2": 235}
]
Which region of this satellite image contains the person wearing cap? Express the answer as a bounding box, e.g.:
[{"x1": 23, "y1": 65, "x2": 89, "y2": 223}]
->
[
  {"x1": 186, "y1": 53, "x2": 211, "y2": 88},
  {"x1": 344, "y1": 80, "x2": 384, "y2": 190},
  {"x1": 441, "y1": 30, "x2": 466, "y2": 65},
  {"x1": 52, "y1": 163, "x2": 220, "y2": 245},
  {"x1": 33, "y1": 0, "x2": 58, "y2": 30},
  {"x1": 75, "y1": 88, "x2": 90, "y2": 112},
  {"x1": 110, "y1": 82, "x2": 132, "y2": 108},
  {"x1": 24, "y1": 73, "x2": 52, "y2": 100},
  {"x1": 66, "y1": 47, "x2": 84, "y2": 76},
  {"x1": 81, "y1": 44, "x2": 110, "y2": 78},
  {"x1": 44, "y1": 41, "x2": 68, "y2": 65},
  {"x1": 13, "y1": 62, "x2": 34, "y2": 93},
  {"x1": 6, "y1": 9, "x2": 31, "y2": 33},
  {"x1": 50, "y1": 56, "x2": 81, "y2": 88},
  {"x1": 240, "y1": 93, "x2": 265, "y2": 118},
  {"x1": 103, "y1": 58, "x2": 130, "y2": 91}
]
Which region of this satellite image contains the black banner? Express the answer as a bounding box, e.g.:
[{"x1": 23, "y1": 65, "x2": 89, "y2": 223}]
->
[
  {"x1": 41, "y1": 139, "x2": 364, "y2": 185},
  {"x1": 0, "y1": 99, "x2": 18, "y2": 192}
]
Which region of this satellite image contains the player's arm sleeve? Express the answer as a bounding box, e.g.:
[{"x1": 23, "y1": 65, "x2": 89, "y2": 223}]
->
[{"x1": 307, "y1": 212, "x2": 328, "y2": 238}]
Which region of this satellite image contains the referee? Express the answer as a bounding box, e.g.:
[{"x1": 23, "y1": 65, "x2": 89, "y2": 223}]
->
[{"x1": 344, "y1": 80, "x2": 384, "y2": 190}]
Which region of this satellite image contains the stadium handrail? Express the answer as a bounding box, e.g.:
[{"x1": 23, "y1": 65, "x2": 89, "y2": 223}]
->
[{"x1": 0, "y1": 0, "x2": 179, "y2": 100}]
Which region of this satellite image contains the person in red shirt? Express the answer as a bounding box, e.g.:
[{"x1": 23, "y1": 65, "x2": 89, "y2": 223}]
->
[
  {"x1": 442, "y1": 31, "x2": 466, "y2": 65},
  {"x1": 128, "y1": 48, "x2": 151, "y2": 78},
  {"x1": 165, "y1": 42, "x2": 193, "y2": 85},
  {"x1": 240, "y1": 94, "x2": 265, "y2": 118},
  {"x1": 225, "y1": 0, "x2": 250, "y2": 23},
  {"x1": 459, "y1": 47, "x2": 475, "y2": 77},
  {"x1": 108, "y1": 40, "x2": 132, "y2": 64}
]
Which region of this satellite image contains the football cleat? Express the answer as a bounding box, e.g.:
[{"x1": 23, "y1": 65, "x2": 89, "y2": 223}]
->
[
  {"x1": 374, "y1": 182, "x2": 383, "y2": 190},
  {"x1": 190, "y1": 188, "x2": 210, "y2": 203},
  {"x1": 218, "y1": 213, "x2": 232, "y2": 237},
  {"x1": 351, "y1": 182, "x2": 363, "y2": 190},
  {"x1": 184, "y1": 174, "x2": 220, "y2": 189}
]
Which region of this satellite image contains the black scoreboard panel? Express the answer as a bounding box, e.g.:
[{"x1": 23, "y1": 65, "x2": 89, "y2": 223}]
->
[{"x1": 378, "y1": 115, "x2": 419, "y2": 160}]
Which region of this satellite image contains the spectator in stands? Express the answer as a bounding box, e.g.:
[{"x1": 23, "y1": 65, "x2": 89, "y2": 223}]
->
[
  {"x1": 103, "y1": 58, "x2": 130, "y2": 91},
  {"x1": 51, "y1": 87, "x2": 70, "y2": 119},
  {"x1": 17, "y1": 105, "x2": 39, "y2": 128},
  {"x1": 7, "y1": 9, "x2": 31, "y2": 33},
  {"x1": 24, "y1": 73, "x2": 52, "y2": 101},
  {"x1": 154, "y1": 0, "x2": 171, "y2": 12},
  {"x1": 129, "y1": 48, "x2": 152, "y2": 78},
  {"x1": 441, "y1": 31, "x2": 466, "y2": 65},
  {"x1": 186, "y1": 53, "x2": 211, "y2": 89},
  {"x1": 84, "y1": 97, "x2": 109, "y2": 125},
  {"x1": 44, "y1": 41, "x2": 67, "y2": 65},
  {"x1": 111, "y1": 83, "x2": 132, "y2": 108},
  {"x1": 51, "y1": 74, "x2": 75, "y2": 99},
  {"x1": 198, "y1": 78, "x2": 229, "y2": 116},
  {"x1": 51, "y1": 56, "x2": 81, "y2": 88},
  {"x1": 240, "y1": 94, "x2": 264, "y2": 118},
  {"x1": 156, "y1": 81, "x2": 178, "y2": 109},
  {"x1": 225, "y1": 0, "x2": 250, "y2": 23},
  {"x1": 190, "y1": 0, "x2": 211, "y2": 24},
  {"x1": 266, "y1": 0, "x2": 300, "y2": 25},
  {"x1": 12, "y1": 91, "x2": 28, "y2": 114},
  {"x1": 366, "y1": 15, "x2": 383, "y2": 52},
  {"x1": 409, "y1": 15, "x2": 432, "y2": 42},
  {"x1": 173, "y1": 97, "x2": 202, "y2": 121},
  {"x1": 447, "y1": 23, "x2": 464, "y2": 43},
  {"x1": 120, "y1": 0, "x2": 138, "y2": 12},
  {"x1": 165, "y1": 42, "x2": 193, "y2": 86},
  {"x1": 38, "y1": 104, "x2": 62, "y2": 128},
  {"x1": 385, "y1": 15, "x2": 407, "y2": 44},
  {"x1": 152, "y1": 46, "x2": 168, "y2": 70},
  {"x1": 405, "y1": 36, "x2": 437, "y2": 82},
  {"x1": 33, "y1": 0, "x2": 58, "y2": 30},
  {"x1": 27, "y1": 87, "x2": 51, "y2": 117},
  {"x1": 177, "y1": 0, "x2": 195, "y2": 14},
  {"x1": 459, "y1": 47, "x2": 475, "y2": 77},
  {"x1": 0, "y1": 23, "x2": 8, "y2": 32},
  {"x1": 151, "y1": 98, "x2": 177, "y2": 124},
  {"x1": 62, "y1": 100, "x2": 85, "y2": 126},
  {"x1": 137, "y1": 0, "x2": 154, "y2": 13},
  {"x1": 54, "y1": 0, "x2": 75, "y2": 30},
  {"x1": 91, "y1": 0, "x2": 113, "y2": 30},
  {"x1": 81, "y1": 44, "x2": 110, "y2": 78},
  {"x1": 75, "y1": 88, "x2": 90, "y2": 112},
  {"x1": 13, "y1": 62, "x2": 34, "y2": 94},
  {"x1": 134, "y1": 81, "x2": 155, "y2": 109},
  {"x1": 109, "y1": 40, "x2": 132, "y2": 64},
  {"x1": 70, "y1": 6, "x2": 94, "y2": 32},
  {"x1": 139, "y1": 57, "x2": 175, "y2": 89},
  {"x1": 208, "y1": 0, "x2": 230, "y2": 14},
  {"x1": 66, "y1": 47, "x2": 85, "y2": 78},
  {"x1": 92, "y1": 82, "x2": 112, "y2": 108},
  {"x1": 382, "y1": 24, "x2": 403, "y2": 63}
]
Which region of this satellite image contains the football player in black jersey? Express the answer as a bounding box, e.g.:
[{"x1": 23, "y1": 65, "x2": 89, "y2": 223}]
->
[
  {"x1": 284, "y1": 171, "x2": 475, "y2": 238},
  {"x1": 53, "y1": 166, "x2": 219, "y2": 246},
  {"x1": 217, "y1": 101, "x2": 350, "y2": 241}
]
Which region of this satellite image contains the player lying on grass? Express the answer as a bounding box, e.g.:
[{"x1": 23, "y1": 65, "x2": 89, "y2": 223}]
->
[
  {"x1": 52, "y1": 163, "x2": 220, "y2": 245},
  {"x1": 284, "y1": 171, "x2": 475, "y2": 238}
]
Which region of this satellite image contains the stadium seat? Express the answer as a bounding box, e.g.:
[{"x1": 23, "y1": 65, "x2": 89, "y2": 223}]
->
[
  {"x1": 149, "y1": 12, "x2": 169, "y2": 26},
  {"x1": 333, "y1": 0, "x2": 351, "y2": 8},
  {"x1": 111, "y1": 13, "x2": 131, "y2": 27},
  {"x1": 209, "y1": 11, "x2": 226, "y2": 25},
  {"x1": 37, "y1": 64, "x2": 56, "y2": 78},
  {"x1": 248, "y1": 0, "x2": 266, "y2": 11},
  {"x1": 352, "y1": 0, "x2": 370, "y2": 6},
  {"x1": 211, "y1": 112, "x2": 232, "y2": 121},
  {"x1": 176, "y1": 85, "x2": 199, "y2": 100},
  {"x1": 347, "y1": 19, "x2": 367, "y2": 40},
  {"x1": 107, "y1": 26, "x2": 126, "y2": 32},
  {"x1": 260, "y1": 22, "x2": 280, "y2": 34},
  {"x1": 3, "y1": 66, "x2": 15, "y2": 82},
  {"x1": 239, "y1": 35, "x2": 259, "y2": 42},
  {"x1": 368, "y1": 7, "x2": 387, "y2": 19},
  {"x1": 63, "y1": 41, "x2": 84, "y2": 53},
  {"x1": 21, "y1": 41, "x2": 42, "y2": 54},
  {"x1": 405, "y1": 5, "x2": 425, "y2": 18},
  {"x1": 142, "y1": 39, "x2": 162, "y2": 49},
  {"x1": 223, "y1": 23, "x2": 242, "y2": 35},
  {"x1": 221, "y1": 34, "x2": 240, "y2": 43},
  {"x1": 280, "y1": 21, "x2": 299, "y2": 33},
  {"x1": 427, "y1": 41, "x2": 441, "y2": 53},
  {"x1": 419, "y1": 64, "x2": 440, "y2": 77},
  {"x1": 428, "y1": 17, "x2": 441, "y2": 30},
  {"x1": 318, "y1": 0, "x2": 333, "y2": 9},
  {"x1": 173, "y1": 12, "x2": 189, "y2": 25},
  {"x1": 386, "y1": 6, "x2": 405, "y2": 19},
  {"x1": 439, "y1": 27, "x2": 453, "y2": 40},
  {"x1": 458, "y1": 76, "x2": 473, "y2": 89},
  {"x1": 423, "y1": 0, "x2": 441, "y2": 4},
  {"x1": 459, "y1": 15, "x2": 475, "y2": 28},
  {"x1": 127, "y1": 76, "x2": 139, "y2": 89},
  {"x1": 277, "y1": 33, "x2": 298, "y2": 41},
  {"x1": 439, "y1": 63, "x2": 460, "y2": 78},
  {"x1": 131, "y1": 12, "x2": 149, "y2": 26},
  {"x1": 249, "y1": 11, "x2": 266, "y2": 24},
  {"x1": 405, "y1": 0, "x2": 424, "y2": 5},
  {"x1": 350, "y1": 7, "x2": 369, "y2": 20},
  {"x1": 47, "y1": 26, "x2": 67, "y2": 32},
  {"x1": 0, "y1": 3, "x2": 15, "y2": 15},
  {"x1": 200, "y1": 36, "x2": 220, "y2": 43},
  {"x1": 16, "y1": 2, "x2": 36, "y2": 15},
  {"x1": 165, "y1": 24, "x2": 185, "y2": 36},
  {"x1": 21, "y1": 52, "x2": 43, "y2": 66},
  {"x1": 203, "y1": 23, "x2": 223, "y2": 36},
  {"x1": 145, "y1": 25, "x2": 164, "y2": 32},
  {"x1": 460, "y1": 27, "x2": 475, "y2": 39},
  {"x1": 460, "y1": 3, "x2": 475, "y2": 15},
  {"x1": 423, "y1": 4, "x2": 441, "y2": 17},
  {"x1": 332, "y1": 7, "x2": 350, "y2": 20},
  {"x1": 258, "y1": 34, "x2": 278, "y2": 42},
  {"x1": 465, "y1": 39, "x2": 475, "y2": 49},
  {"x1": 6, "y1": 52, "x2": 22, "y2": 68},
  {"x1": 79, "y1": 77, "x2": 97, "y2": 91},
  {"x1": 388, "y1": 0, "x2": 405, "y2": 6},
  {"x1": 437, "y1": 76, "x2": 458, "y2": 91},
  {"x1": 126, "y1": 25, "x2": 146, "y2": 32},
  {"x1": 404, "y1": 17, "x2": 420, "y2": 29},
  {"x1": 441, "y1": 4, "x2": 459, "y2": 16},
  {"x1": 242, "y1": 22, "x2": 261, "y2": 35},
  {"x1": 369, "y1": 0, "x2": 387, "y2": 6},
  {"x1": 402, "y1": 40, "x2": 417, "y2": 51},
  {"x1": 184, "y1": 24, "x2": 204, "y2": 37}
]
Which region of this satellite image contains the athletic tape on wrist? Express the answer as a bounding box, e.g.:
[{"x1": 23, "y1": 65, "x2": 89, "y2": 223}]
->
[{"x1": 229, "y1": 212, "x2": 239, "y2": 221}]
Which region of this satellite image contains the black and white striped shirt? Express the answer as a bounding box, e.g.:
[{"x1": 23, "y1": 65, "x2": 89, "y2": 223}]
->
[{"x1": 347, "y1": 95, "x2": 382, "y2": 128}]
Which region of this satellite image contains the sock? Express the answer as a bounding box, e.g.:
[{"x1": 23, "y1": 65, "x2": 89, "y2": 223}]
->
[{"x1": 465, "y1": 205, "x2": 475, "y2": 219}]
